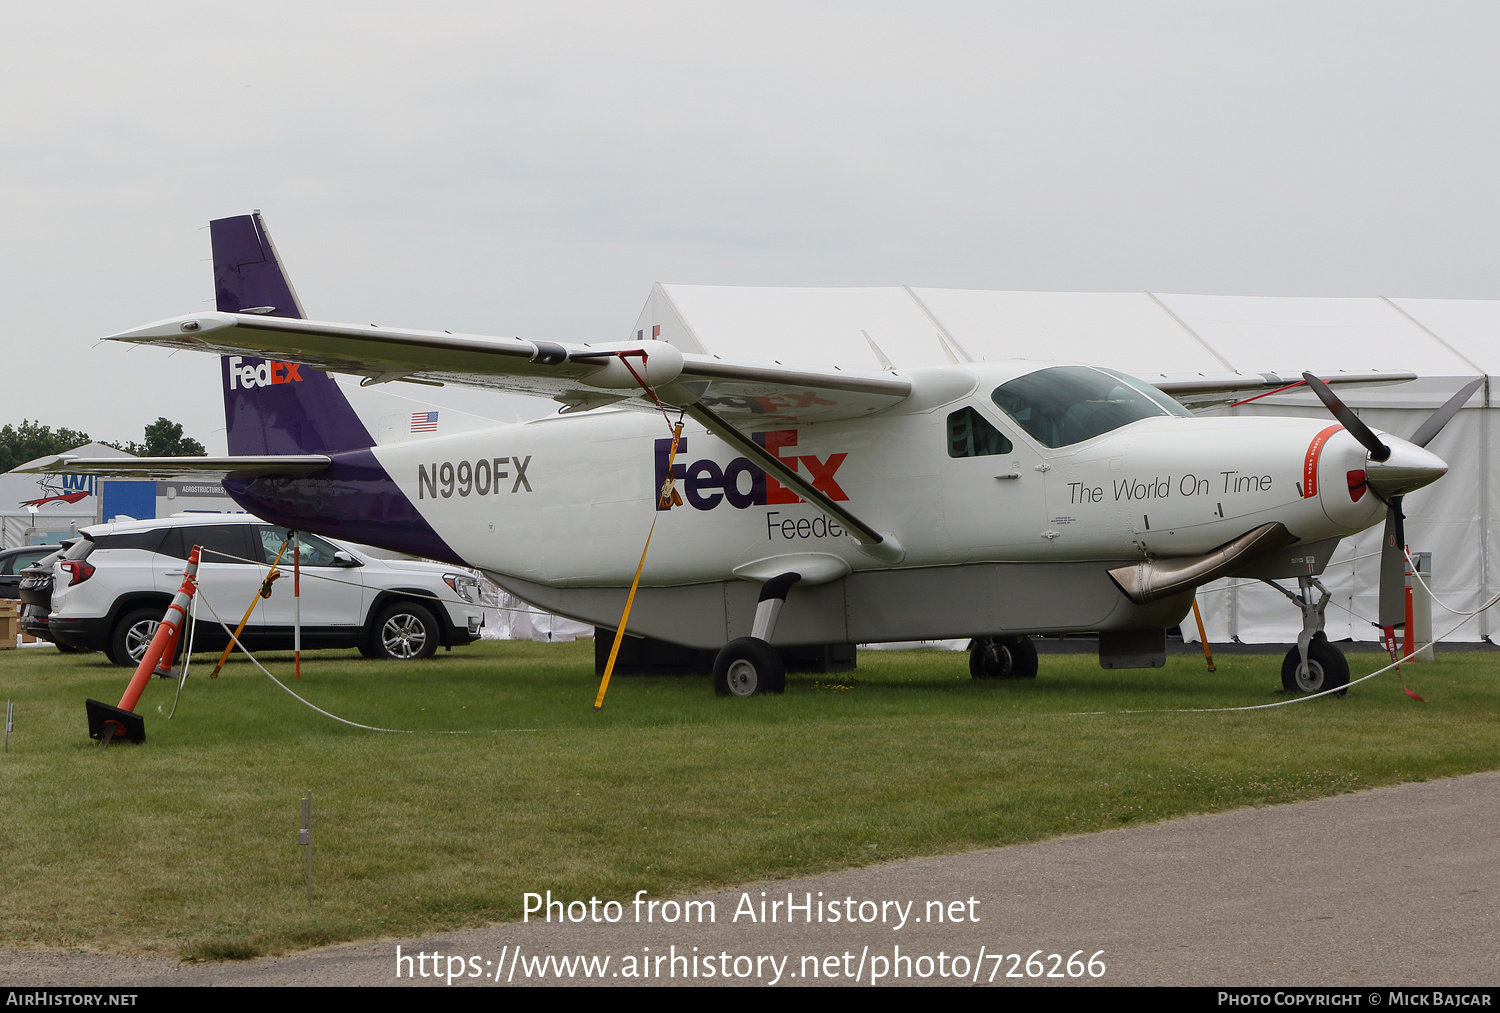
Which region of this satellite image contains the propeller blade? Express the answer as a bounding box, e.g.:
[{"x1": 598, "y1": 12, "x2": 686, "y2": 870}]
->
[
  {"x1": 1408, "y1": 377, "x2": 1484, "y2": 448},
  {"x1": 1378, "y1": 495, "x2": 1407, "y2": 628},
  {"x1": 1302, "y1": 372, "x2": 1391, "y2": 462}
]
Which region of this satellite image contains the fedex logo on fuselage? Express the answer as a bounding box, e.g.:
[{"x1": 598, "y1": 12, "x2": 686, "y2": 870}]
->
[
  {"x1": 656, "y1": 430, "x2": 848, "y2": 512},
  {"x1": 227, "y1": 355, "x2": 304, "y2": 390}
]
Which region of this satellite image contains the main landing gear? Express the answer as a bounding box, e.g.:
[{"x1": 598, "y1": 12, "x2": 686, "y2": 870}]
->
[
  {"x1": 968, "y1": 636, "x2": 1039, "y2": 680},
  {"x1": 712, "y1": 573, "x2": 799, "y2": 697},
  {"x1": 1264, "y1": 575, "x2": 1349, "y2": 695}
]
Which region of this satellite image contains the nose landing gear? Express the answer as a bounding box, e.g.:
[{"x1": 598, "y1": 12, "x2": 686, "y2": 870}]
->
[{"x1": 1265, "y1": 575, "x2": 1349, "y2": 695}]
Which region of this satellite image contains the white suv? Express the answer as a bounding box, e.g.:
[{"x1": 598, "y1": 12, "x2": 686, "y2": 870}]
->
[{"x1": 46, "y1": 514, "x2": 484, "y2": 665}]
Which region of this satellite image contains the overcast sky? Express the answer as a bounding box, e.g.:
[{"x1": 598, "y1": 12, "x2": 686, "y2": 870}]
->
[{"x1": 4, "y1": 2, "x2": 1498, "y2": 452}]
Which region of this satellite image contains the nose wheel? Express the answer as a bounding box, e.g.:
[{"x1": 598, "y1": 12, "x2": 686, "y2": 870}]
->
[
  {"x1": 1264, "y1": 575, "x2": 1349, "y2": 696},
  {"x1": 1280, "y1": 632, "x2": 1349, "y2": 695}
]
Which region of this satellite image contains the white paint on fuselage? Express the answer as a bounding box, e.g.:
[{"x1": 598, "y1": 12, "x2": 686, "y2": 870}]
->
[
  {"x1": 368, "y1": 363, "x2": 1394, "y2": 590},
  {"x1": 1042, "y1": 416, "x2": 1382, "y2": 558}
]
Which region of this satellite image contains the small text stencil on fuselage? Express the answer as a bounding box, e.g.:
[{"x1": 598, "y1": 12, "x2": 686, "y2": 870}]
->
[{"x1": 1066, "y1": 471, "x2": 1274, "y2": 505}]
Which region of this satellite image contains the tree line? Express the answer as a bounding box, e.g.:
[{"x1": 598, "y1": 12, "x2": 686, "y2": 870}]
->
[{"x1": 0, "y1": 418, "x2": 206, "y2": 474}]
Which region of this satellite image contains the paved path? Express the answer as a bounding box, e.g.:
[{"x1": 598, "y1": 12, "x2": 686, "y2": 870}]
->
[{"x1": 5, "y1": 772, "x2": 1496, "y2": 987}]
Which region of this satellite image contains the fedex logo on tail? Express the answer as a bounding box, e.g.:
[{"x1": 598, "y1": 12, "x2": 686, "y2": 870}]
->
[
  {"x1": 227, "y1": 355, "x2": 304, "y2": 390},
  {"x1": 655, "y1": 430, "x2": 848, "y2": 512}
]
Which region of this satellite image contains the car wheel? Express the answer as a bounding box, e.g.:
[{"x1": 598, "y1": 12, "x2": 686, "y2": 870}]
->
[
  {"x1": 969, "y1": 636, "x2": 1039, "y2": 679},
  {"x1": 111, "y1": 608, "x2": 165, "y2": 668},
  {"x1": 1280, "y1": 633, "x2": 1349, "y2": 695},
  {"x1": 712, "y1": 637, "x2": 786, "y2": 696},
  {"x1": 368, "y1": 602, "x2": 439, "y2": 660}
]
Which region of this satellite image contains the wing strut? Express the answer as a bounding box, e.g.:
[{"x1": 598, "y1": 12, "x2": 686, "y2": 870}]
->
[{"x1": 683, "y1": 403, "x2": 901, "y2": 561}]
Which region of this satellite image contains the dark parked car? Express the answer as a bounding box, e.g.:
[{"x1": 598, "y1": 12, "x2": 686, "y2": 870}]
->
[
  {"x1": 17, "y1": 542, "x2": 72, "y2": 646},
  {"x1": 0, "y1": 544, "x2": 61, "y2": 599}
]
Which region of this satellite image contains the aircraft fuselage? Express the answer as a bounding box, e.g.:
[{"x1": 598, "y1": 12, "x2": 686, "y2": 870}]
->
[{"x1": 224, "y1": 363, "x2": 1405, "y2": 651}]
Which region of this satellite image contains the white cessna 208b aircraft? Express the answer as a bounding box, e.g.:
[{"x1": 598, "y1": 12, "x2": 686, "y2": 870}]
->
[{"x1": 51, "y1": 214, "x2": 1472, "y2": 698}]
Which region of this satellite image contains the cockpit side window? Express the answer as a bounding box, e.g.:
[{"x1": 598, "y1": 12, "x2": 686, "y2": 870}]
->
[
  {"x1": 991, "y1": 366, "x2": 1173, "y2": 448},
  {"x1": 947, "y1": 407, "x2": 1013, "y2": 458},
  {"x1": 1099, "y1": 368, "x2": 1195, "y2": 418}
]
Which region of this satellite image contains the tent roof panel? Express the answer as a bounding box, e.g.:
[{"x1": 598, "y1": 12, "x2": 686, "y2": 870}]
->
[
  {"x1": 1386, "y1": 298, "x2": 1498, "y2": 375},
  {"x1": 907, "y1": 288, "x2": 1229, "y2": 378},
  {"x1": 1155, "y1": 293, "x2": 1480, "y2": 377},
  {"x1": 653, "y1": 284, "x2": 946, "y2": 370}
]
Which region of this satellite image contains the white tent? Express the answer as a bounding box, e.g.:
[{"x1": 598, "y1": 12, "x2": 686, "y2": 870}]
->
[
  {"x1": 2, "y1": 443, "x2": 250, "y2": 546},
  {"x1": 630, "y1": 286, "x2": 1496, "y2": 643},
  {"x1": 0, "y1": 443, "x2": 130, "y2": 548},
  {"x1": 476, "y1": 579, "x2": 593, "y2": 642}
]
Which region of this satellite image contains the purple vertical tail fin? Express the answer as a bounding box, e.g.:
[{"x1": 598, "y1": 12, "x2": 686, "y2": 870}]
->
[{"x1": 211, "y1": 213, "x2": 375, "y2": 456}]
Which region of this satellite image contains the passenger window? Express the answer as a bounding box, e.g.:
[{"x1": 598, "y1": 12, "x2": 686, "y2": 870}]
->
[
  {"x1": 159, "y1": 526, "x2": 251, "y2": 564},
  {"x1": 947, "y1": 407, "x2": 1013, "y2": 458},
  {"x1": 91, "y1": 530, "x2": 168, "y2": 553},
  {"x1": 257, "y1": 526, "x2": 343, "y2": 567}
]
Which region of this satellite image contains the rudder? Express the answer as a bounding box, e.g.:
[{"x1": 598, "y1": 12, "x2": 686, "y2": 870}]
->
[{"x1": 211, "y1": 212, "x2": 374, "y2": 456}]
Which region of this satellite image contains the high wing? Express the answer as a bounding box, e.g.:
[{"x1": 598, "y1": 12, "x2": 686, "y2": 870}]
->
[
  {"x1": 1144, "y1": 369, "x2": 1417, "y2": 409},
  {"x1": 106, "y1": 312, "x2": 913, "y2": 426},
  {"x1": 107, "y1": 311, "x2": 1415, "y2": 420}
]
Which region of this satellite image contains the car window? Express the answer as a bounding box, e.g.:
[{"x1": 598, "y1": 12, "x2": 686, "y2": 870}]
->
[
  {"x1": 23, "y1": 549, "x2": 64, "y2": 573},
  {"x1": 158, "y1": 525, "x2": 253, "y2": 564},
  {"x1": 256, "y1": 527, "x2": 345, "y2": 567},
  {"x1": 92, "y1": 529, "x2": 169, "y2": 553},
  {"x1": 5, "y1": 550, "x2": 52, "y2": 574}
]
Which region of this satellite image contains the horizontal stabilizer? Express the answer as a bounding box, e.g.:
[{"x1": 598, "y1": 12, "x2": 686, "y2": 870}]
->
[{"x1": 21, "y1": 455, "x2": 331, "y2": 479}]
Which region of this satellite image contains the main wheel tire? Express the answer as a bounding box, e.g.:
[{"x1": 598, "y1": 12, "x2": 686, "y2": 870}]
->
[
  {"x1": 1281, "y1": 633, "x2": 1349, "y2": 695},
  {"x1": 712, "y1": 637, "x2": 786, "y2": 697},
  {"x1": 969, "y1": 636, "x2": 1039, "y2": 680},
  {"x1": 367, "y1": 601, "x2": 440, "y2": 661},
  {"x1": 111, "y1": 608, "x2": 164, "y2": 667}
]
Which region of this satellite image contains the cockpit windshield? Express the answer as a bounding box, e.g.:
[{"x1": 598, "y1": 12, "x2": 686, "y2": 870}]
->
[{"x1": 990, "y1": 366, "x2": 1191, "y2": 448}]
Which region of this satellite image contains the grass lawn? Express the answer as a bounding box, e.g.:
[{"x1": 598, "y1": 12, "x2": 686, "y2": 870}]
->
[{"x1": 0, "y1": 639, "x2": 1496, "y2": 960}]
